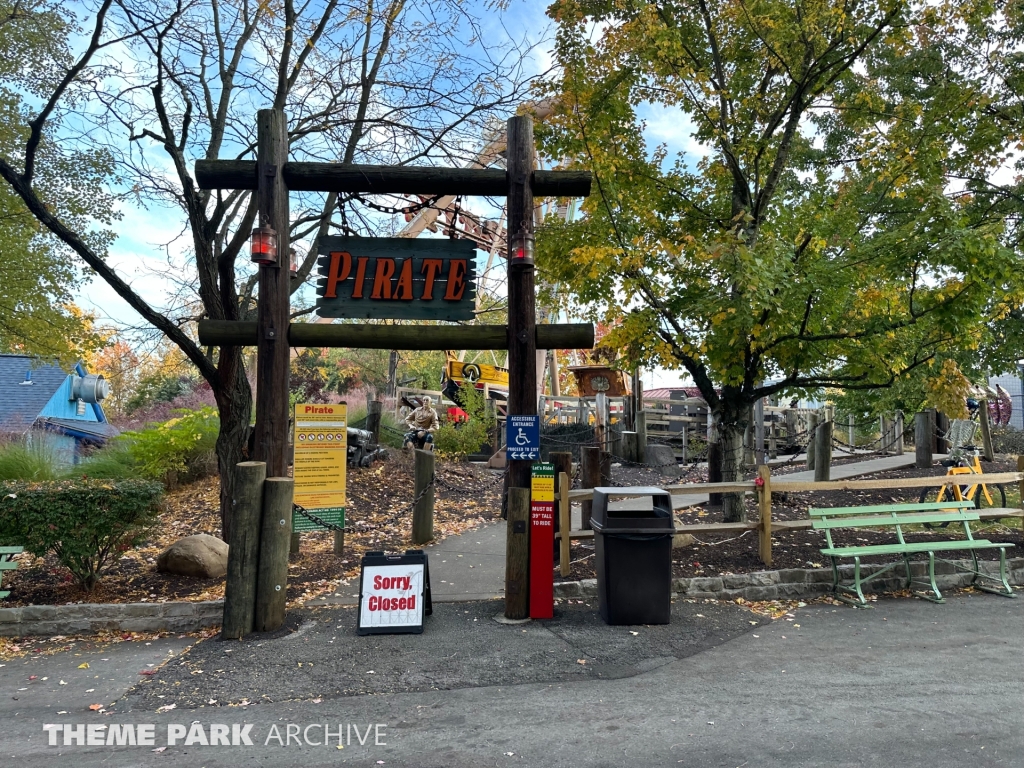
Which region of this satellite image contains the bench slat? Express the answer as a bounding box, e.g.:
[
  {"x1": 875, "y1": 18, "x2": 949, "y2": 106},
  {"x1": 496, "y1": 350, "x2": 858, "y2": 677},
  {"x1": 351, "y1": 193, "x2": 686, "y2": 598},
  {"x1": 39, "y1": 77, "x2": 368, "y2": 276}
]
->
[
  {"x1": 821, "y1": 540, "x2": 1008, "y2": 557},
  {"x1": 812, "y1": 513, "x2": 981, "y2": 530},
  {"x1": 0, "y1": 546, "x2": 24, "y2": 554},
  {"x1": 809, "y1": 501, "x2": 975, "y2": 517},
  {"x1": 0, "y1": 561, "x2": 20, "y2": 570}
]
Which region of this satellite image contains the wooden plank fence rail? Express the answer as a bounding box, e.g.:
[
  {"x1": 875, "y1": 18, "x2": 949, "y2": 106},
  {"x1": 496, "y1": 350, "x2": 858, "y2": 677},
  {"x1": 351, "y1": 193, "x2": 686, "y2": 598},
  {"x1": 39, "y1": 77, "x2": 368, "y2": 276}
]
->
[{"x1": 555, "y1": 467, "x2": 1024, "y2": 575}]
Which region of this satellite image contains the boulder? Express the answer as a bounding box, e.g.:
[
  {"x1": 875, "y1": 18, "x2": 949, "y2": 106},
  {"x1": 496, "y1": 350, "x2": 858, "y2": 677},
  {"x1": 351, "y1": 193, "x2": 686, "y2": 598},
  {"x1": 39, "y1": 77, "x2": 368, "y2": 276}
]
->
[
  {"x1": 646, "y1": 444, "x2": 680, "y2": 478},
  {"x1": 157, "y1": 534, "x2": 228, "y2": 579}
]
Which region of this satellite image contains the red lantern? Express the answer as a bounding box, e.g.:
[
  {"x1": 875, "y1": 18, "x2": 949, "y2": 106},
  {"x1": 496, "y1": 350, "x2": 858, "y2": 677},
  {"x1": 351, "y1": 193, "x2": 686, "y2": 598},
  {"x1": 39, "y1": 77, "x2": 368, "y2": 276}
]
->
[
  {"x1": 250, "y1": 225, "x2": 278, "y2": 265},
  {"x1": 510, "y1": 229, "x2": 535, "y2": 266}
]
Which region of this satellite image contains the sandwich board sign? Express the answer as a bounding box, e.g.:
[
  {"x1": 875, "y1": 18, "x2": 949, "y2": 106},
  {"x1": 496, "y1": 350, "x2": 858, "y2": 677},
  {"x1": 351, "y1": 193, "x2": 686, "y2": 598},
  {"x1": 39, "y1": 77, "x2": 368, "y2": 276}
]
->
[
  {"x1": 292, "y1": 402, "x2": 347, "y2": 531},
  {"x1": 357, "y1": 550, "x2": 433, "y2": 635}
]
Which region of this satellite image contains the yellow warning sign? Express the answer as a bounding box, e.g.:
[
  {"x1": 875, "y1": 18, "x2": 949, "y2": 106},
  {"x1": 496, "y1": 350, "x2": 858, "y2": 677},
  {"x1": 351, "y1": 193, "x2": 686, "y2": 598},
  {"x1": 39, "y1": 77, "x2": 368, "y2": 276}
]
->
[
  {"x1": 531, "y1": 465, "x2": 555, "y2": 503},
  {"x1": 293, "y1": 403, "x2": 347, "y2": 531},
  {"x1": 447, "y1": 358, "x2": 509, "y2": 389}
]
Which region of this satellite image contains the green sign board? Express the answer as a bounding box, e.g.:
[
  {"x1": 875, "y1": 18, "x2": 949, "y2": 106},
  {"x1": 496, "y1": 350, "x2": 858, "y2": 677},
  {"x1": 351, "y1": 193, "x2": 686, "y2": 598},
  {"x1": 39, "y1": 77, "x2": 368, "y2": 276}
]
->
[{"x1": 316, "y1": 236, "x2": 477, "y2": 321}]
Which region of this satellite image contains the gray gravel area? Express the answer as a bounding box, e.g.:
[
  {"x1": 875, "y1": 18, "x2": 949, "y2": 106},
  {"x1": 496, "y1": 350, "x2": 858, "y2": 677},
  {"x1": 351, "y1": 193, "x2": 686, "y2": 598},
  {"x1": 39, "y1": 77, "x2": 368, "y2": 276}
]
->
[{"x1": 120, "y1": 598, "x2": 767, "y2": 710}]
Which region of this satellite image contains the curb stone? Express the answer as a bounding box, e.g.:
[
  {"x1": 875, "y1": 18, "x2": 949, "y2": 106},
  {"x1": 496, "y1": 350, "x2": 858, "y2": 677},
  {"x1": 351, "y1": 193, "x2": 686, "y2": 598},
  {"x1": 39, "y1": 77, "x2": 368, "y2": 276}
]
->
[
  {"x1": 0, "y1": 600, "x2": 223, "y2": 638},
  {"x1": 554, "y1": 558, "x2": 1024, "y2": 603}
]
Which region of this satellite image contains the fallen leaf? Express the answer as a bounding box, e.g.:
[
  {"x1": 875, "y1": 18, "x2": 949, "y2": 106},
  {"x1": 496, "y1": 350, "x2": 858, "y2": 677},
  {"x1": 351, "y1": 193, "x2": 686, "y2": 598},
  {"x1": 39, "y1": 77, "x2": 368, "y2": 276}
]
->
[
  {"x1": 152, "y1": 746, "x2": 167, "y2": 753},
  {"x1": 576, "y1": 659, "x2": 587, "y2": 665},
  {"x1": 88, "y1": 704, "x2": 103, "y2": 711},
  {"x1": 139, "y1": 670, "x2": 158, "y2": 675},
  {"x1": 78, "y1": 663, "x2": 89, "y2": 669}
]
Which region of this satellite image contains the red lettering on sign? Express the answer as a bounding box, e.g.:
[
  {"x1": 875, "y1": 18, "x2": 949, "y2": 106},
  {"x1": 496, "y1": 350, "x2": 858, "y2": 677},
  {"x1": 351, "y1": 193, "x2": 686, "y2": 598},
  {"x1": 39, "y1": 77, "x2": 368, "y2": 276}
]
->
[
  {"x1": 323, "y1": 251, "x2": 352, "y2": 298},
  {"x1": 352, "y1": 257, "x2": 369, "y2": 298},
  {"x1": 443, "y1": 259, "x2": 468, "y2": 301},
  {"x1": 394, "y1": 258, "x2": 414, "y2": 300},
  {"x1": 420, "y1": 259, "x2": 443, "y2": 300},
  {"x1": 371, "y1": 258, "x2": 396, "y2": 299},
  {"x1": 367, "y1": 595, "x2": 417, "y2": 612}
]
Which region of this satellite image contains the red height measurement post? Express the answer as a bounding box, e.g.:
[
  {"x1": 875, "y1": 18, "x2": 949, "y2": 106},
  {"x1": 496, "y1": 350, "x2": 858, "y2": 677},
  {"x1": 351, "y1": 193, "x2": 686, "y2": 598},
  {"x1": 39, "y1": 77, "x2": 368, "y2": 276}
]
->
[{"x1": 529, "y1": 463, "x2": 555, "y2": 619}]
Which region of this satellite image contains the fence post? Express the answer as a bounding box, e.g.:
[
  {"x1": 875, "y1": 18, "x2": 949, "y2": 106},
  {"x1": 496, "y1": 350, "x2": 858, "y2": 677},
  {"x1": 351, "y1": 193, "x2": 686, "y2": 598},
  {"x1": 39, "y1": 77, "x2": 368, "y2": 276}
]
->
[
  {"x1": 1017, "y1": 456, "x2": 1024, "y2": 530},
  {"x1": 223, "y1": 461, "x2": 266, "y2": 640},
  {"x1": 915, "y1": 412, "x2": 932, "y2": 468},
  {"x1": 768, "y1": 417, "x2": 777, "y2": 460},
  {"x1": 595, "y1": 392, "x2": 609, "y2": 451},
  {"x1": 558, "y1": 471, "x2": 571, "y2": 577},
  {"x1": 814, "y1": 420, "x2": 832, "y2": 482},
  {"x1": 366, "y1": 400, "x2": 383, "y2": 446},
  {"x1": 757, "y1": 464, "x2": 772, "y2": 566},
  {"x1": 806, "y1": 412, "x2": 818, "y2": 470},
  {"x1": 412, "y1": 449, "x2": 435, "y2": 545},
  {"x1": 622, "y1": 431, "x2": 639, "y2": 463},
  {"x1": 580, "y1": 445, "x2": 600, "y2": 529},
  {"x1": 551, "y1": 451, "x2": 573, "y2": 564},
  {"x1": 636, "y1": 407, "x2": 647, "y2": 463},
  {"x1": 504, "y1": 487, "x2": 530, "y2": 620},
  {"x1": 255, "y1": 477, "x2": 292, "y2": 632},
  {"x1": 894, "y1": 411, "x2": 905, "y2": 455},
  {"x1": 979, "y1": 400, "x2": 994, "y2": 461},
  {"x1": 879, "y1": 415, "x2": 887, "y2": 454},
  {"x1": 848, "y1": 413, "x2": 856, "y2": 450}
]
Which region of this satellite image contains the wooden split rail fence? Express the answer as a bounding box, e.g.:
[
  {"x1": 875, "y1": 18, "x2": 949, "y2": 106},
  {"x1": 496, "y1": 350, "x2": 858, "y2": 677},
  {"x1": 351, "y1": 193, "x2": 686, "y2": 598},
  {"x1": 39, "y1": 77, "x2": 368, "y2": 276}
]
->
[{"x1": 554, "y1": 461, "x2": 1024, "y2": 577}]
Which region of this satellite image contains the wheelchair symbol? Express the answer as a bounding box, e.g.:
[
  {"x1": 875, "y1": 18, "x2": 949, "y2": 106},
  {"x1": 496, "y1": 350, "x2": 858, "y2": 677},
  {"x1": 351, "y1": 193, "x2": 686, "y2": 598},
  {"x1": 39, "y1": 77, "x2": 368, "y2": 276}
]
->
[{"x1": 514, "y1": 428, "x2": 530, "y2": 446}]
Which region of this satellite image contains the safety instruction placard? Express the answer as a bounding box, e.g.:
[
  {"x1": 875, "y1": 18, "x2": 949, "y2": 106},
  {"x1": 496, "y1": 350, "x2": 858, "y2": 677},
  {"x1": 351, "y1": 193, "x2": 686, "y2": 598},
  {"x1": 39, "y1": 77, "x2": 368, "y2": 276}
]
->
[
  {"x1": 293, "y1": 402, "x2": 347, "y2": 532},
  {"x1": 530, "y1": 462, "x2": 555, "y2": 619}
]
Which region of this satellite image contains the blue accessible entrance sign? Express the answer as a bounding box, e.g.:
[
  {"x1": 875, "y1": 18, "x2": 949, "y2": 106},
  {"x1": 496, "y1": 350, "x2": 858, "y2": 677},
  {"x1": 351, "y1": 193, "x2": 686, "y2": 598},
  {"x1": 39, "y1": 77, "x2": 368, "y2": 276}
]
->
[{"x1": 507, "y1": 414, "x2": 540, "y2": 460}]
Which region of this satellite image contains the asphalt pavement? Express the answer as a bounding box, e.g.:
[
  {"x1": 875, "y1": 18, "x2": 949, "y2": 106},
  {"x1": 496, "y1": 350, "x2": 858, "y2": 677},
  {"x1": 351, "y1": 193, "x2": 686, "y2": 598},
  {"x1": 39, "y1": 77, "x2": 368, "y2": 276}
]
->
[{"x1": 1, "y1": 590, "x2": 1022, "y2": 767}]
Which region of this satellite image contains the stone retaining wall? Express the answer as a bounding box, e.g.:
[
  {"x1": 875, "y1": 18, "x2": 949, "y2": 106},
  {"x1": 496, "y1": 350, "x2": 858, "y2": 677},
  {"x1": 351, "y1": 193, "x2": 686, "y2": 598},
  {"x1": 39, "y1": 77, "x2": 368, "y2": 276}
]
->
[
  {"x1": 0, "y1": 600, "x2": 224, "y2": 637},
  {"x1": 554, "y1": 558, "x2": 1024, "y2": 602}
]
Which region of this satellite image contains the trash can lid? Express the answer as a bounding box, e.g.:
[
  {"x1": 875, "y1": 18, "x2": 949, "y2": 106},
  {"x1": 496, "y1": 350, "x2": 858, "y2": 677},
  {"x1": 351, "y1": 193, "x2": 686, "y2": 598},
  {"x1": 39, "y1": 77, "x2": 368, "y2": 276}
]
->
[{"x1": 591, "y1": 487, "x2": 674, "y2": 529}]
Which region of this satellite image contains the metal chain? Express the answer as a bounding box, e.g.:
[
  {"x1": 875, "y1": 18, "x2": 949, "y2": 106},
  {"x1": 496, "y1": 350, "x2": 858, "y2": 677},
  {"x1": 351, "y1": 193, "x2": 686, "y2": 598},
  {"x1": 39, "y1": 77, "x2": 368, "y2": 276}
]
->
[
  {"x1": 292, "y1": 473, "x2": 437, "y2": 535},
  {"x1": 433, "y1": 465, "x2": 509, "y2": 495},
  {"x1": 351, "y1": 192, "x2": 446, "y2": 216}
]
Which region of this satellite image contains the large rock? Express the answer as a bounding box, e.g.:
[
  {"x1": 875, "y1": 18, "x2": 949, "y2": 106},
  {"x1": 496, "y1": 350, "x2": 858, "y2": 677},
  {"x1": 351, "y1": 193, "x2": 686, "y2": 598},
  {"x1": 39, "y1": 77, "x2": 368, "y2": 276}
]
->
[
  {"x1": 157, "y1": 534, "x2": 228, "y2": 579},
  {"x1": 646, "y1": 444, "x2": 680, "y2": 478}
]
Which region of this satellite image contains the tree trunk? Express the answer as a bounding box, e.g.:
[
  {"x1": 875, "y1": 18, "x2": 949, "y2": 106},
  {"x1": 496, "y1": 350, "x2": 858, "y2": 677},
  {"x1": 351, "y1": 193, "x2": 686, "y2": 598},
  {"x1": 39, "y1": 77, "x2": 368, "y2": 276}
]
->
[
  {"x1": 386, "y1": 350, "x2": 399, "y2": 399},
  {"x1": 213, "y1": 349, "x2": 253, "y2": 542},
  {"x1": 719, "y1": 420, "x2": 747, "y2": 522}
]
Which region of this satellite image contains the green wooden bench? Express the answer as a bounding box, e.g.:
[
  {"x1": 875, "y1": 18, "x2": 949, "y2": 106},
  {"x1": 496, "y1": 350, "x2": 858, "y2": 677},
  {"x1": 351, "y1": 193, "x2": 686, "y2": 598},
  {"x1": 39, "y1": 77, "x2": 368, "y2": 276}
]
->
[
  {"x1": 810, "y1": 500, "x2": 1016, "y2": 608},
  {"x1": 0, "y1": 546, "x2": 23, "y2": 600}
]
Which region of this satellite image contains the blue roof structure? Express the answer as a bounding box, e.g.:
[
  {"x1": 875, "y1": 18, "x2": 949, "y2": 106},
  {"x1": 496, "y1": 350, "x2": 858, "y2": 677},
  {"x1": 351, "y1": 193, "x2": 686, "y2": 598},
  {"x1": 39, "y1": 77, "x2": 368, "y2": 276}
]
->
[{"x1": 0, "y1": 355, "x2": 115, "y2": 443}]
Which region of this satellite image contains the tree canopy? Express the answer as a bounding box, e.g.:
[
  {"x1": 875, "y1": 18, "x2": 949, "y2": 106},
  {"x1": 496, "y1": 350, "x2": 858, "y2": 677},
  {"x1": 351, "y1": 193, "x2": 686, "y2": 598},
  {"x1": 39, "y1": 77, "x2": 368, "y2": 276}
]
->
[{"x1": 538, "y1": 0, "x2": 1024, "y2": 518}]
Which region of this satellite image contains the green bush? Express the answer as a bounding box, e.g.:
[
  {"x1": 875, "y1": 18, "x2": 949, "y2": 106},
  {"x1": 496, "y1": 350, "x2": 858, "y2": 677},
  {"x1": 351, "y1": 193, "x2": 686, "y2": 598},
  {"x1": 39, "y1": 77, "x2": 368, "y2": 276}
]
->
[
  {"x1": 434, "y1": 386, "x2": 495, "y2": 459},
  {"x1": 103, "y1": 407, "x2": 219, "y2": 484},
  {"x1": 0, "y1": 479, "x2": 163, "y2": 590},
  {"x1": 0, "y1": 441, "x2": 62, "y2": 481}
]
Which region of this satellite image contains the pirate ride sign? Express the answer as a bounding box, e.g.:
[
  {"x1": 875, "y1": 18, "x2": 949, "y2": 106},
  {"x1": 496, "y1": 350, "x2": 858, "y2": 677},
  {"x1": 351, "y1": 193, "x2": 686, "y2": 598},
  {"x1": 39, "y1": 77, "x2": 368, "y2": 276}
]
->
[{"x1": 316, "y1": 236, "x2": 476, "y2": 321}]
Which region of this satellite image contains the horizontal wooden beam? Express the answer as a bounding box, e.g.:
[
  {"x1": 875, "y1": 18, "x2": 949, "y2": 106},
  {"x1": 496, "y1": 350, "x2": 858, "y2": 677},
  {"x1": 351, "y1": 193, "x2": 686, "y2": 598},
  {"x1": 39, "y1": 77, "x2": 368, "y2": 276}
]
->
[
  {"x1": 195, "y1": 160, "x2": 592, "y2": 197},
  {"x1": 772, "y1": 471, "x2": 1024, "y2": 494},
  {"x1": 197, "y1": 320, "x2": 594, "y2": 350}
]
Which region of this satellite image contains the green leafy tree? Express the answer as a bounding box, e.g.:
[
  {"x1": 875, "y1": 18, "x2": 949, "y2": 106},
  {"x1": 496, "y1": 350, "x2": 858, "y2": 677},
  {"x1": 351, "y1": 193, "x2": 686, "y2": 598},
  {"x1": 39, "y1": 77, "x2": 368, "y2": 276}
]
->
[{"x1": 539, "y1": 0, "x2": 1023, "y2": 520}]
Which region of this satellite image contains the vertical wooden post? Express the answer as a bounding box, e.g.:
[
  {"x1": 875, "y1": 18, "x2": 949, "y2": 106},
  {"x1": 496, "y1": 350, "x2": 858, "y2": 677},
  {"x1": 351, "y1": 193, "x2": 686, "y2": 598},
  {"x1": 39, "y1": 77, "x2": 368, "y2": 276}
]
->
[
  {"x1": 915, "y1": 412, "x2": 932, "y2": 468},
  {"x1": 1017, "y1": 456, "x2": 1024, "y2": 530},
  {"x1": 595, "y1": 392, "x2": 609, "y2": 452},
  {"x1": 768, "y1": 415, "x2": 777, "y2": 460},
  {"x1": 252, "y1": 109, "x2": 291, "y2": 480},
  {"x1": 806, "y1": 412, "x2": 818, "y2": 470},
  {"x1": 785, "y1": 409, "x2": 798, "y2": 449},
  {"x1": 635, "y1": 407, "x2": 647, "y2": 463},
  {"x1": 580, "y1": 445, "x2": 600, "y2": 530},
  {"x1": 412, "y1": 449, "x2": 435, "y2": 545},
  {"x1": 895, "y1": 411, "x2": 905, "y2": 455},
  {"x1": 558, "y1": 471, "x2": 571, "y2": 577},
  {"x1": 879, "y1": 415, "x2": 887, "y2": 454},
  {"x1": 979, "y1": 400, "x2": 994, "y2": 461},
  {"x1": 680, "y1": 423, "x2": 688, "y2": 464},
  {"x1": 757, "y1": 464, "x2": 772, "y2": 566},
  {"x1": 505, "y1": 487, "x2": 530, "y2": 620},
  {"x1": 366, "y1": 400, "x2": 383, "y2": 446},
  {"x1": 290, "y1": 532, "x2": 300, "y2": 555},
  {"x1": 550, "y1": 451, "x2": 573, "y2": 562},
  {"x1": 622, "y1": 432, "x2": 638, "y2": 463},
  {"x1": 754, "y1": 398, "x2": 765, "y2": 465},
  {"x1": 814, "y1": 420, "x2": 832, "y2": 482},
  {"x1": 255, "y1": 477, "x2": 292, "y2": 632},
  {"x1": 848, "y1": 413, "x2": 856, "y2": 450},
  {"x1": 505, "y1": 114, "x2": 537, "y2": 499},
  {"x1": 223, "y1": 461, "x2": 266, "y2": 640}
]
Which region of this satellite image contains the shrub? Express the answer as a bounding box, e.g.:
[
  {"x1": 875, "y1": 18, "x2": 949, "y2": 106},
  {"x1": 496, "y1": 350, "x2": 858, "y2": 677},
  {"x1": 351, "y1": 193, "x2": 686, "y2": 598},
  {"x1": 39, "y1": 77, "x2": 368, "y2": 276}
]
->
[
  {"x1": 0, "y1": 441, "x2": 62, "y2": 481},
  {"x1": 114, "y1": 407, "x2": 219, "y2": 483},
  {"x1": 0, "y1": 479, "x2": 163, "y2": 590},
  {"x1": 434, "y1": 386, "x2": 495, "y2": 459}
]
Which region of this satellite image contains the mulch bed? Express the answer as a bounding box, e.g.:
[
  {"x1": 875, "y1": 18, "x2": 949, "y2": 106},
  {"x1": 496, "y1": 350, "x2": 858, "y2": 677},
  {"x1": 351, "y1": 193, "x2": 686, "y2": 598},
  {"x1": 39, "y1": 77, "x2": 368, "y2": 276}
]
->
[
  {"x1": 2, "y1": 452, "x2": 503, "y2": 608},
  {"x1": 559, "y1": 459, "x2": 1023, "y2": 582}
]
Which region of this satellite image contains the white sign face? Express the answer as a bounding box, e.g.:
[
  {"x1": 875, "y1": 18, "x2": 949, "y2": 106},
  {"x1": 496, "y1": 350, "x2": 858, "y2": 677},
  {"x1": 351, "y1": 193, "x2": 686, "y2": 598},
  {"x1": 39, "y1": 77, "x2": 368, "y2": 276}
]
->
[{"x1": 359, "y1": 564, "x2": 425, "y2": 630}]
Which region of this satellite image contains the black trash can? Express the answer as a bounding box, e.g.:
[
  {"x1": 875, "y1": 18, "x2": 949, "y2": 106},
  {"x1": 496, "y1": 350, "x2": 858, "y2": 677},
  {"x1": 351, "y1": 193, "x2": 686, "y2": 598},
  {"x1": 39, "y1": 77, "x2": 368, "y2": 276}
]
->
[{"x1": 591, "y1": 486, "x2": 675, "y2": 625}]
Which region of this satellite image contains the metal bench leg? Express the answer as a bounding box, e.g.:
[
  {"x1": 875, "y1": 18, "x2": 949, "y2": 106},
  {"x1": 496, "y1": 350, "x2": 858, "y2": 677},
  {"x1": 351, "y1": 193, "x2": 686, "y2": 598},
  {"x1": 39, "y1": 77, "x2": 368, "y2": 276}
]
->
[
  {"x1": 914, "y1": 552, "x2": 944, "y2": 604},
  {"x1": 971, "y1": 547, "x2": 1016, "y2": 598},
  {"x1": 830, "y1": 556, "x2": 871, "y2": 608}
]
